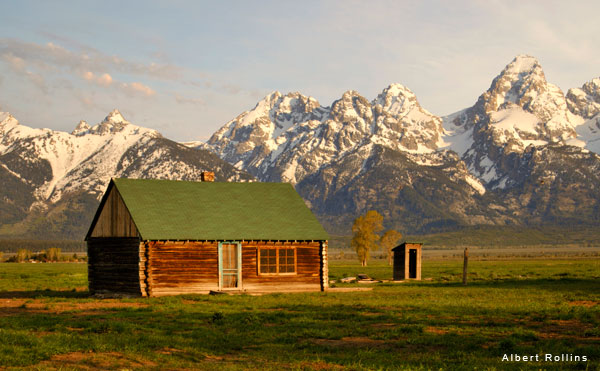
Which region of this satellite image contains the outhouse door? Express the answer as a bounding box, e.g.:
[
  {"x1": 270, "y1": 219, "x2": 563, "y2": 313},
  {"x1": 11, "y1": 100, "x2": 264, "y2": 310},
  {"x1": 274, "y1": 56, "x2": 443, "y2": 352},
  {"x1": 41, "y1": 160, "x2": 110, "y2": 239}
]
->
[
  {"x1": 409, "y1": 249, "x2": 417, "y2": 279},
  {"x1": 218, "y1": 242, "x2": 242, "y2": 290}
]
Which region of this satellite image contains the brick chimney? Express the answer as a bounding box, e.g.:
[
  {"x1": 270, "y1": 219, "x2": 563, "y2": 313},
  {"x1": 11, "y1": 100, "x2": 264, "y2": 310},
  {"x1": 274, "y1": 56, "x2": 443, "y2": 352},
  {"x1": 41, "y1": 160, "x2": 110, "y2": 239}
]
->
[{"x1": 201, "y1": 171, "x2": 215, "y2": 182}]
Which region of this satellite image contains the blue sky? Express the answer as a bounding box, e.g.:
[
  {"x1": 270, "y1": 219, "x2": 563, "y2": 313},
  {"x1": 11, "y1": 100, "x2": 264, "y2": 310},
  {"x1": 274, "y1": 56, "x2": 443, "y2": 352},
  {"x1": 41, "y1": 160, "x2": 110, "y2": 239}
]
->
[{"x1": 1, "y1": 1, "x2": 599, "y2": 141}]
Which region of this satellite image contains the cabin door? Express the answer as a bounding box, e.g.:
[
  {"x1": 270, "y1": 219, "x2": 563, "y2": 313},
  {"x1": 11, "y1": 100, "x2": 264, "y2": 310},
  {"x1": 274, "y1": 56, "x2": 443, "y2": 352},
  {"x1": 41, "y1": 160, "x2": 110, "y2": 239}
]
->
[{"x1": 218, "y1": 242, "x2": 242, "y2": 290}]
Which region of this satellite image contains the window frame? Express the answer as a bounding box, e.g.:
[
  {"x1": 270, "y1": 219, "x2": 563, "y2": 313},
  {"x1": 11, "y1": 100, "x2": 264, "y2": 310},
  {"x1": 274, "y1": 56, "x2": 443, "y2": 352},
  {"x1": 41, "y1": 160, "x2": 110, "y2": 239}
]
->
[{"x1": 257, "y1": 246, "x2": 297, "y2": 276}]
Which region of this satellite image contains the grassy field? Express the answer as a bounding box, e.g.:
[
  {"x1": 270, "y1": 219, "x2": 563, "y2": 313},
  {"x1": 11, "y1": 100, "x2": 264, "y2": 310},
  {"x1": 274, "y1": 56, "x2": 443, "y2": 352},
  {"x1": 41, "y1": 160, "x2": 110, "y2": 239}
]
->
[{"x1": 0, "y1": 258, "x2": 598, "y2": 370}]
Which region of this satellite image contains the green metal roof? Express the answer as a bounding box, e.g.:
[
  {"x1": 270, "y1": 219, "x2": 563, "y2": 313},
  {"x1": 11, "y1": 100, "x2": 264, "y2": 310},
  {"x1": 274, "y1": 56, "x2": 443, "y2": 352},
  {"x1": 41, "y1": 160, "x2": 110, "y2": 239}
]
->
[{"x1": 109, "y1": 178, "x2": 329, "y2": 241}]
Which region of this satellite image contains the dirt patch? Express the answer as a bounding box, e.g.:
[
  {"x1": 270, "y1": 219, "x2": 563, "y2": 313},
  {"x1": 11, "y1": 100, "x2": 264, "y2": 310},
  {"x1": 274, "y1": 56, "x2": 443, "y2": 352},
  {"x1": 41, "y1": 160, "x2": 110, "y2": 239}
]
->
[
  {"x1": 569, "y1": 300, "x2": 598, "y2": 307},
  {"x1": 425, "y1": 326, "x2": 449, "y2": 335},
  {"x1": 34, "y1": 351, "x2": 156, "y2": 370},
  {"x1": 0, "y1": 298, "x2": 148, "y2": 316},
  {"x1": 359, "y1": 311, "x2": 382, "y2": 316},
  {"x1": 371, "y1": 323, "x2": 396, "y2": 328},
  {"x1": 538, "y1": 319, "x2": 599, "y2": 340},
  {"x1": 156, "y1": 347, "x2": 184, "y2": 355},
  {"x1": 313, "y1": 337, "x2": 385, "y2": 348},
  {"x1": 296, "y1": 361, "x2": 346, "y2": 370},
  {"x1": 0, "y1": 299, "x2": 28, "y2": 308}
]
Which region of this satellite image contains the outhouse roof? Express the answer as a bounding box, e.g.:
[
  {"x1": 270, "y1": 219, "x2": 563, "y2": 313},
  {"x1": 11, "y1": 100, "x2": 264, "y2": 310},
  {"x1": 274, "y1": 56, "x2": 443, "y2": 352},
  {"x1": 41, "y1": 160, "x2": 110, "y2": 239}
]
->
[{"x1": 392, "y1": 242, "x2": 424, "y2": 251}]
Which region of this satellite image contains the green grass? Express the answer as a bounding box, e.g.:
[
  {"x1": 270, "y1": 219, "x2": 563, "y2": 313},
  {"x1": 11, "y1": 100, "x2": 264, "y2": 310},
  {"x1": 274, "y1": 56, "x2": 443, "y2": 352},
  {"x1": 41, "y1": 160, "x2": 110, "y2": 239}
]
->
[{"x1": 0, "y1": 259, "x2": 599, "y2": 370}]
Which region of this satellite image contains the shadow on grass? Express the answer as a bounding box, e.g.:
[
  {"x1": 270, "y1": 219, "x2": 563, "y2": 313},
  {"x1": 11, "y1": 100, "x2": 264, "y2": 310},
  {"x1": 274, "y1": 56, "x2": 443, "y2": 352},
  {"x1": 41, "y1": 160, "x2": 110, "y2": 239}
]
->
[{"x1": 0, "y1": 289, "x2": 90, "y2": 299}]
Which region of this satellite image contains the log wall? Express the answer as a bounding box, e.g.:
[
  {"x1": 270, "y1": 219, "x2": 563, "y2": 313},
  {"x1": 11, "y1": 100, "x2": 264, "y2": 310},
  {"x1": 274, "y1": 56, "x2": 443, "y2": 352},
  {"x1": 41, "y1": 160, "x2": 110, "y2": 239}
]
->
[
  {"x1": 89, "y1": 239, "x2": 327, "y2": 297},
  {"x1": 145, "y1": 240, "x2": 324, "y2": 295},
  {"x1": 320, "y1": 240, "x2": 329, "y2": 290},
  {"x1": 88, "y1": 237, "x2": 143, "y2": 296},
  {"x1": 146, "y1": 241, "x2": 219, "y2": 296}
]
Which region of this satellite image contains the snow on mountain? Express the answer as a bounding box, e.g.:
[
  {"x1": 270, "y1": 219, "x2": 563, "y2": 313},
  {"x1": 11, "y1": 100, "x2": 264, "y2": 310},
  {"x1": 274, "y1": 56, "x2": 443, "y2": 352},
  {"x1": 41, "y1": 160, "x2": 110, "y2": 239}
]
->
[
  {"x1": 0, "y1": 109, "x2": 252, "y2": 204},
  {"x1": 440, "y1": 55, "x2": 594, "y2": 187},
  {"x1": 197, "y1": 54, "x2": 600, "y2": 233},
  {"x1": 0, "y1": 109, "x2": 161, "y2": 202},
  {"x1": 203, "y1": 84, "x2": 445, "y2": 185},
  {"x1": 567, "y1": 77, "x2": 600, "y2": 119},
  {"x1": 442, "y1": 55, "x2": 579, "y2": 155},
  {"x1": 575, "y1": 114, "x2": 600, "y2": 153},
  {"x1": 0, "y1": 109, "x2": 253, "y2": 238}
]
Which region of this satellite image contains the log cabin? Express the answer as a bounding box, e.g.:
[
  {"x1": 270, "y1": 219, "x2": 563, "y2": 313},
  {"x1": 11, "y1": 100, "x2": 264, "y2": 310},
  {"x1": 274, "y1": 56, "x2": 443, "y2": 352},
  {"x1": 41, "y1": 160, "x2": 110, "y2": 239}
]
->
[{"x1": 85, "y1": 177, "x2": 329, "y2": 296}]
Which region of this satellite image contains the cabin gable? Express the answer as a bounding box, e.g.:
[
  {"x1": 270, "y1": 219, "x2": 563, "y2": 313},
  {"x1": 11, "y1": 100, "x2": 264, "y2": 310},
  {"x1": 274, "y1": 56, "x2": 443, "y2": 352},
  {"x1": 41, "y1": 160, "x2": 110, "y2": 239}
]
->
[{"x1": 88, "y1": 184, "x2": 139, "y2": 239}]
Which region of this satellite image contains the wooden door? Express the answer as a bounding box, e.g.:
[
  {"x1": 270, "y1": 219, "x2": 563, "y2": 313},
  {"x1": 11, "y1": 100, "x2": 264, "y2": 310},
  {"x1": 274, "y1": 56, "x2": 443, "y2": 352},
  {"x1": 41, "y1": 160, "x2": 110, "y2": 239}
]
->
[{"x1": 219, "y1": 242, "x2": 241, "y2": 289}]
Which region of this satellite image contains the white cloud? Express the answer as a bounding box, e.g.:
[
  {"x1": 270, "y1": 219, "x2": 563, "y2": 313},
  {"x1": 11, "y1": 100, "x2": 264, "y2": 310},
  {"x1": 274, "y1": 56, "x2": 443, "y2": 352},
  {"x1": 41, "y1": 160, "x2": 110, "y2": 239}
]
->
[
  {"x1": 2, "y1": 53, "x2": 25, "y2": 71},
  {"x1": 97, "y1": 73, "x2": 113, "y2": 86},
  {"x1": 0, "y1": 38, "x2": 182, "y2": 80},
  {"x1": 121, "y1": 82, "x2": 156, "y2": 97},
  {"x1": 2, "y1": 52, "x2": 48, "y2": 93},
  {"x1": 82, "y1": 71, "x2": 113, "y2": 86}
]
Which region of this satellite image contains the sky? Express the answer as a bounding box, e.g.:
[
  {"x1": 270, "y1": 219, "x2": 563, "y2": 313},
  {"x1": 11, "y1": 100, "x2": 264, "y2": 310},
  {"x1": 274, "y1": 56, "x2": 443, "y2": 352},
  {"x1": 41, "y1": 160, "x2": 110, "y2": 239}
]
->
[{"x1": 1, "y1": 1, "x2": 599, "y2": 142}]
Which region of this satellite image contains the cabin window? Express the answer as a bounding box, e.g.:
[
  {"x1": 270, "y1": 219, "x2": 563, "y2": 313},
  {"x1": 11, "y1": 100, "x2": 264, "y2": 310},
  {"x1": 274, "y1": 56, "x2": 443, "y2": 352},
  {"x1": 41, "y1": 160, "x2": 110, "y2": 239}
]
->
[{"x1": 258, "y1": 247, "x2": 296, "y2": 275}]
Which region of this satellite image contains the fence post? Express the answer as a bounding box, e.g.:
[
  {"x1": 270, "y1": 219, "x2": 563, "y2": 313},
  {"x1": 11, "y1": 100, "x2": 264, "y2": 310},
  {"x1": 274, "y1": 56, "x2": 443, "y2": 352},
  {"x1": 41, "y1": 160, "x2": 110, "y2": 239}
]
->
[{"x1": 463, "y1": 247, "x2": 469, "y2": 285}]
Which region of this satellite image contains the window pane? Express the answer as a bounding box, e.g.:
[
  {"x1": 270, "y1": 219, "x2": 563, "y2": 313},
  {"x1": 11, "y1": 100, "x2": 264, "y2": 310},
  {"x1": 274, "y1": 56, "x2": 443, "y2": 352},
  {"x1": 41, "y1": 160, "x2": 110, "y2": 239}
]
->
[{"x1": 259, "y1": 248, "x2": 296, "y2": 274}]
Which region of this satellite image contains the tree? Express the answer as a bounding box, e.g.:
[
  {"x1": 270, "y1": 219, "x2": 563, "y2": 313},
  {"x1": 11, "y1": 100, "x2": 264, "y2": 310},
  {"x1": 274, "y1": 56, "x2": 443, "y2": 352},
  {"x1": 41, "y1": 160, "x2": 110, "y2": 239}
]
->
[
  {"x1": 380, "y1": 229, "x2": 403, "y2": 265},
  {"x1": 351, "y1": 210, "x2": 384, "y2": 267}
]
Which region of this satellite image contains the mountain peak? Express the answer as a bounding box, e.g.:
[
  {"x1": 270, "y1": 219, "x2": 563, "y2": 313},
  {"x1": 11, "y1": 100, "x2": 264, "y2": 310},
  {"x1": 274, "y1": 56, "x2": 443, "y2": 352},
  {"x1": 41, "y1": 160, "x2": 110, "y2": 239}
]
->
[
  {"x1": 373, "y1": 84, "x2": 419, "y2": 115},
  {"x1": 71, "y1": 120, "x2": 91, "y2": 136},
  {"x1": 102, "y1": 109, "x2": 129, "y2": 125},
  {"x1": 89, "y1": 109, "x2": 131, "y2": 135},
  {"x1": 0, "y1": 112, "x2": 19, "y2": 132},
  {"x1": 260, "y1": 91, "x2": 283, "y2": 104},
  {"x1": 493, "y1": 55, "x2": 546, "y2": 90},
  {"x1": 476, "y1": 55, "x2": 566, "y2": 120},
  {"x1": 505, "y1": 55, "x2": 541, "y2": 74}
]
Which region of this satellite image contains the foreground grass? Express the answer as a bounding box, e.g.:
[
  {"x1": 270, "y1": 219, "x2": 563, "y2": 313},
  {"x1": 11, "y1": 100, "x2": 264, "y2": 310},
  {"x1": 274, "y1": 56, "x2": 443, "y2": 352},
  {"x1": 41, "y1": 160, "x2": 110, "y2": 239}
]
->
[{"x1": 0, "y1": 259, "x2": 598, "y2": 370}]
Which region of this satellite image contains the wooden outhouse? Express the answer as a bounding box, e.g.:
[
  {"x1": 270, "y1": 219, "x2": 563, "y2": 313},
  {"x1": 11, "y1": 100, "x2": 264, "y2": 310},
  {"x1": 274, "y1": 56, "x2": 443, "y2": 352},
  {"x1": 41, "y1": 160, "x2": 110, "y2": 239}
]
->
[
  {"x1": 85, "y1": 178, "x2": 329, "y2": 296},
  {"x1": 392, "y1": 242, "x2": 422, "y2": 281}
]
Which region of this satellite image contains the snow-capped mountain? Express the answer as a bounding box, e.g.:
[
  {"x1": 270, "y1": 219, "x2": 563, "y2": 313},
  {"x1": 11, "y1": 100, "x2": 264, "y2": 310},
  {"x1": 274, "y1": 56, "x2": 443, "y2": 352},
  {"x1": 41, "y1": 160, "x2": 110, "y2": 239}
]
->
[
  {"x1": 442, "y1": 55, "x2": 589, "y2": 186},
  {"x1": 197, "y1": 55, "x2": 600, "y2": 233},
  {"x1": 207, "y1": 84, "x2": 447, "y2": 184},
  {"x1": 567, "y1": 78, "x2": 600, "y2": 153},
  {"x1": 0, "y1": 110, "x2": 253, "y2": 238},
  {"x1": 200, "y1": 84, "x2": 488, "y2": 233}
]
